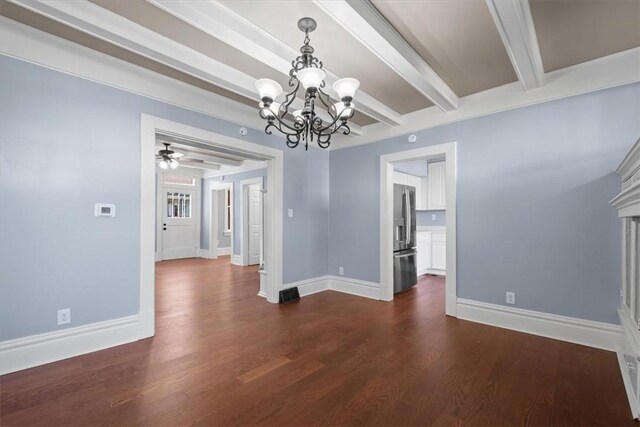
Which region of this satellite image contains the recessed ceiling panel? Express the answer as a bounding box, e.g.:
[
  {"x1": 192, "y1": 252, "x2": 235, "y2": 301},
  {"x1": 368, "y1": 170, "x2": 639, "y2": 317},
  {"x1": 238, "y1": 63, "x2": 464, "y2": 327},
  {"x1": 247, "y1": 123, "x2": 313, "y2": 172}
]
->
[
  {"x1": 372, "y1": 0, "x2": 518, "y2": 97},
  {"x1": 0, "y1": 0, "x2": 255, "y2": 105},
  {"x1": 218, "y1": 0, "x2": 433, "y2": 114},
  {"x1": 89, "y1": 0, "x2": 377, "y2": 126},
  {"x1": 530, "y1": 0, "x2": 640, "y2": 72}
]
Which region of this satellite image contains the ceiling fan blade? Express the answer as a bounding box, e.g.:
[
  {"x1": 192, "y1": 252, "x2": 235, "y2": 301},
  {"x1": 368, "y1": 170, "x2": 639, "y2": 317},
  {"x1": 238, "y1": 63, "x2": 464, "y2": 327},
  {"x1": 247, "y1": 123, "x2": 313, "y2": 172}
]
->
[{"x1": 171, "y1": 152, "x2": 185, "y2": 158}]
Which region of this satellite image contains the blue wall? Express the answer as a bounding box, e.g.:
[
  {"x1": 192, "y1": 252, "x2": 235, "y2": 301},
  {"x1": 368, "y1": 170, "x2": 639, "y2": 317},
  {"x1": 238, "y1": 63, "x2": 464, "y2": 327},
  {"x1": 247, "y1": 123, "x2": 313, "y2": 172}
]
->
[
  {"x1": 201, "y1": 168, "x2": 267, "y2": 254},
  {"x1": 329, "y1": 83, "x2": 640, "y2": 324},
  {"x1": 0, "y1": 56, "x2": 329, "y2": 340}
]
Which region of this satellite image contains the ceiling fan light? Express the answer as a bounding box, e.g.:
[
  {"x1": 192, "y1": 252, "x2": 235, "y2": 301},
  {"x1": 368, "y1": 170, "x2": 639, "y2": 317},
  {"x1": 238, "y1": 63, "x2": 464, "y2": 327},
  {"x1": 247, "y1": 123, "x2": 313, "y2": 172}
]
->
[
  {"x1": 259, "y1": 101, "x2": 281, "y2": 117},
  {"x1": 334, "y1": 101, "x2": 355, "y2": 118},
  {"x1": 297, "y1": 68, "x2": 326, "y2": 90},
  {"x1": 255, "y1": 79, "x2": 282, "y2": 101},
  {"x1": 169, "y1": 159, "x2": 179, "y2": 169},
  {"x1": 159, "y1": 160, "x2": 169, "y2": 170},
  {"x1": 332, "y1": 78, "x2": 360, "y2": 99}
]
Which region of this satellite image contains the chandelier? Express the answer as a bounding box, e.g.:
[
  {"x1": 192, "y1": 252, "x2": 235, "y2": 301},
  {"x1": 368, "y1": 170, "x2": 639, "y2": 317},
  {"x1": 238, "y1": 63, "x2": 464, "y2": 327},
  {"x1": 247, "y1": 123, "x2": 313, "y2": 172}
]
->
[
  {"x1": 156, "y1": 143, "x2": 181, "y2": 170},
  {"x1": 255, "y1": 17, "x2": 360, "y2": 150}
]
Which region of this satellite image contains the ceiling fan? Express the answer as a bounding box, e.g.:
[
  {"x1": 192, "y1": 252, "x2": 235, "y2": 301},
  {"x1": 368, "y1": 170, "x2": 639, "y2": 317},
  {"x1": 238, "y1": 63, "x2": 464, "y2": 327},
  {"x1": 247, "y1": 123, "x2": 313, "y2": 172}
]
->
[{"x1": 156, "y1": 142, "x2": 183, "y2": 170}]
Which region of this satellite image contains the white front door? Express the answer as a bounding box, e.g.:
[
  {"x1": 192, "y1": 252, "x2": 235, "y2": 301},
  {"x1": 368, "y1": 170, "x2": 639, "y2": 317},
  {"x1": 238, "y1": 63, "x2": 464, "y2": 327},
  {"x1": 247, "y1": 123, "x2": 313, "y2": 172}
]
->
[
  {"x1": 248, "y1": 182, "x2": 262, "y2": 265},
  {"x1": 162, "y1": 187, "x2": 197, "y2": 259}
]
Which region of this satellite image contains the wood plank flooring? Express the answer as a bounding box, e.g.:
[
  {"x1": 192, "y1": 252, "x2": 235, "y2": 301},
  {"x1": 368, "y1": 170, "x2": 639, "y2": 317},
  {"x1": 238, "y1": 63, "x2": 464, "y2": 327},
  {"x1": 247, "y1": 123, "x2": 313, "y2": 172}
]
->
[{"x1": 0, "y1": 257, "x2": 633, "y2": 426}]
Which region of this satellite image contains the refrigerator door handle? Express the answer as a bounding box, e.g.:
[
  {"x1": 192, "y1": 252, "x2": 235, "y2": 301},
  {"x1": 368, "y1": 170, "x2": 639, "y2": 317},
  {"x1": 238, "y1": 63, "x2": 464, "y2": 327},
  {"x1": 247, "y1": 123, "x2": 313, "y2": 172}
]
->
[{"x1": 404, "y1": 190, "x2": 411, "y2": 245}]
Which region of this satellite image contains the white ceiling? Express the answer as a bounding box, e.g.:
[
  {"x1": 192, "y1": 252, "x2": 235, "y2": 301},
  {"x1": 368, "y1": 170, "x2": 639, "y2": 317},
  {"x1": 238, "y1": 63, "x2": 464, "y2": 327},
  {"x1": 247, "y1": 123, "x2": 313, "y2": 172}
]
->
[{"x1": 2, "y1": 0, "x2": 638, "y2": 148}]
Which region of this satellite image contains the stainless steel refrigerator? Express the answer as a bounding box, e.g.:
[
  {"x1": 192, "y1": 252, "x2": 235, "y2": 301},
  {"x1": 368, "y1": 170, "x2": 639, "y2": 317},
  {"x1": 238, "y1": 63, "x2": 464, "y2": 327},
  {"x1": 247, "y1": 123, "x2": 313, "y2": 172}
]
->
[{"x1": 393, "y1": 184, "x2": 417, "y2": 294}]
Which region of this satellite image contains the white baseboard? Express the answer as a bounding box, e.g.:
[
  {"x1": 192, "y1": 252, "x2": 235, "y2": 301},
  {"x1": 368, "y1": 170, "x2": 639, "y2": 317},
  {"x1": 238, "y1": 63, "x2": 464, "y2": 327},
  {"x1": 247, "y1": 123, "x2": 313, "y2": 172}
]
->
[
  {"x1": 280, "y1": 275, "x2": 381, "y2": 300},
  {"x1": 328, "y1": 276, "x2": 382, "y2": 300},
  {"x1": 283, "y1": 275, "x2": 330, "y2": 297},
  {"x1": 196, "y1": 247, "x2": 231, "y2": 259},
  {"x1": 216, "y1": 247, "x2": 231, "y2": 256},
  {"x1": 197, "y1": 249, "x2": 213, "y2": 259},
  {"x1": 457, "y1": 298, "x2": 621, "y2": 351},
  {"x1": 155, "y1": 252, "x2": 162, "y2": 262},
  {"x1": 425, "y1": 269, "x2": 446, "y2": 276},
  {"x1": 231, "y1": 255, "x2": 243, "y2": 266},
  {"x1": 0, "y1": 315, "x2": 142, "y2": 375}
]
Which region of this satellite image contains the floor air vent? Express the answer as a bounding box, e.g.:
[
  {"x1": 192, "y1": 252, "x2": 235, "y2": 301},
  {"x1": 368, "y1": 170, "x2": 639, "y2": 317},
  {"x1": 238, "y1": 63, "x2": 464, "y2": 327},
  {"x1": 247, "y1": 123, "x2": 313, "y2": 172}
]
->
[{"x1": 279, "y1": 287, "x2": 300, "y2": 304}]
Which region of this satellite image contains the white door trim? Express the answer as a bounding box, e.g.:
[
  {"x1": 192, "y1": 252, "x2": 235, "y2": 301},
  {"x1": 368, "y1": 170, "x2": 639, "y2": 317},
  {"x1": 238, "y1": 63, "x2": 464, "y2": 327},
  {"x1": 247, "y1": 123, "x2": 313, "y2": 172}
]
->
[
  {"x1": 239, "y1": 176, "x2": 264, "y2": 266},
  {"x1": 209, "y1": 182, "x2": 233, "y2": 260},
  {"x1": 141, "y1": 114, "x2": 284, "y2": 338},
  {"x1": 379, "y1": 142, "x2": 458, "y2": 316}
]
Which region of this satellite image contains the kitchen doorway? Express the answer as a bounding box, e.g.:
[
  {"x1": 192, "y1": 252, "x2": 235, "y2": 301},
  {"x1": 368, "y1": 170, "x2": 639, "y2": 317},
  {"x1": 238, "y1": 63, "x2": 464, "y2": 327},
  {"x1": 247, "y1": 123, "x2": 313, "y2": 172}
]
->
[{"x1": 379, "y1": 142, "x2": 457, "y2": 317}]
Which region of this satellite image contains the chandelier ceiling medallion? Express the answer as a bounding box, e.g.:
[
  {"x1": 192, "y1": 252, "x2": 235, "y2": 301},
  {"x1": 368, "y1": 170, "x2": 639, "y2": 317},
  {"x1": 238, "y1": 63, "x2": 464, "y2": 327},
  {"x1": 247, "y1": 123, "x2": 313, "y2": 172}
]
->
[{"x1": 255, "y1": 17, "x2": 360, "y2": 150}]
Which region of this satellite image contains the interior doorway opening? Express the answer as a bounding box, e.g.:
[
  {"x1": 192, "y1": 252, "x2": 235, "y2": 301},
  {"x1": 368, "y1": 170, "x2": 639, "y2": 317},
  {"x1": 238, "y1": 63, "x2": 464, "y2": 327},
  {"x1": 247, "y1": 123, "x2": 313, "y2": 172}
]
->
[
  {"x1": 140, "y1": 115, "x2": 284, "y2": 339},
  {"x1": 154, "y1": 133, "x2": 267, "y2": 271},
  {"x1": 380, "y1": 142, "x2": 457, "y2": 317}
]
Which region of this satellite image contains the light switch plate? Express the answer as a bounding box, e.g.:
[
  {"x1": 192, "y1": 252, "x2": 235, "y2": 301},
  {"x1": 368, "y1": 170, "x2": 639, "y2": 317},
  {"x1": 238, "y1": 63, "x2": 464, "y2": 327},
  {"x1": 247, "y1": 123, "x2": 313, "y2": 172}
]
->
[
  {"x1": 432, "y1": 214, "x2": 436, "y2": 220},
  {"x1": 288, "y1": 209, "x2": 293, "y2": 218}
]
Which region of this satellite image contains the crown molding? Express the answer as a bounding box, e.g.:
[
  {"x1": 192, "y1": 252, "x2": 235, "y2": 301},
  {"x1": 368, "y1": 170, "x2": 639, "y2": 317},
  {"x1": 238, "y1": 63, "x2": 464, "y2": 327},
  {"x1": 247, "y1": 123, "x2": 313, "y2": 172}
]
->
[
  {"x1": 0, "y1": 16, "x2": 267, "y2": 131},
  {"x1": 332, "y1": 47, "x2": 640, "y2": 150},
  {"x1": 5, "y1": 0, "x2": 363, "y2": 136}
]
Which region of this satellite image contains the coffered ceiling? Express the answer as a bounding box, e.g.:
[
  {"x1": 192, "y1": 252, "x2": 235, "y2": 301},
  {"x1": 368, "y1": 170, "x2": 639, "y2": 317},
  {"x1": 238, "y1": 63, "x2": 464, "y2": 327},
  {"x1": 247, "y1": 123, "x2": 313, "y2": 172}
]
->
[{"x1": 1, "y1": 0, "x2": 638, "y2": 146}]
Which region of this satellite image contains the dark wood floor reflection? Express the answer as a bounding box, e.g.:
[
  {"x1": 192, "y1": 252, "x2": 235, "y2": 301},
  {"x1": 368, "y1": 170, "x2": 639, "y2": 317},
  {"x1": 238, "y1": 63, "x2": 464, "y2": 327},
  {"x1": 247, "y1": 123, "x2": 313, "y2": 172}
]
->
[{"x1": 0, "y1": 257, "x2": 633, "y2": 426}]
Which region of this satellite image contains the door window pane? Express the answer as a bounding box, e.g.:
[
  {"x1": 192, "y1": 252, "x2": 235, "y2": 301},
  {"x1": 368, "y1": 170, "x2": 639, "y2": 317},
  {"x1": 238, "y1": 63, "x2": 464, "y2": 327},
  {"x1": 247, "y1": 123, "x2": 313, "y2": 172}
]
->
[{"x1": 166, "y1": 192, "x2": 191, "y2": 218}]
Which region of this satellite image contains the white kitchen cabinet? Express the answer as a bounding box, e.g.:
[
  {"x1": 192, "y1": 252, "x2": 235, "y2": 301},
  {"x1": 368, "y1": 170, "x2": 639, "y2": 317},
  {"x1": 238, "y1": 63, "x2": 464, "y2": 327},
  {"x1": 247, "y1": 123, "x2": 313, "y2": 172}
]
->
[
  {"x1": 431, "y1": 232, "x2": 446, "y2": 271},
  {"x1": 417, "y1": 231, "x2": 431, "y2": 276},
  {"x1": 393, "y1": 171, "x2": 425, "y2": 209},
  {"x1": 427, "y1": 161, "x2": 446, "y2": 210}
]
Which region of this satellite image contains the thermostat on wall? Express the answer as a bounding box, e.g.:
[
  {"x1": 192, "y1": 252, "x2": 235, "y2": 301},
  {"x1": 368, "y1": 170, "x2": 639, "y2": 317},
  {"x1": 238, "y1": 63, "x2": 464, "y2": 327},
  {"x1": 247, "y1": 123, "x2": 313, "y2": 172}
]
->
[{"x1": 95, "y1": 204, "x2": 116, "y2": 217}]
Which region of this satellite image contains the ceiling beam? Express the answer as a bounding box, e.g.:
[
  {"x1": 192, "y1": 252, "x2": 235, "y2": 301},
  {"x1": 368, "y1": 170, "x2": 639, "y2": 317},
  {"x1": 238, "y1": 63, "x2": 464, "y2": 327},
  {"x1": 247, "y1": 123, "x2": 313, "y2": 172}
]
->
[
  {"x1": 149, "y1": 0, "x2": 402, "y2": 127},
  {"x1": 160, "y1": 147, "x2": 243, "y2": 167},
  {"x1": 8, "y1": 0, "x2": 363, "y2": 135},
  {"x1": 179, "y1": 160, "x2": 221, "y2": 171},
  {"x1": 313, "y1": 0, "x2": 459, "y2": 112},
  {"x1": 485, "y1": 0, "x2": 544, "y2": 90}
]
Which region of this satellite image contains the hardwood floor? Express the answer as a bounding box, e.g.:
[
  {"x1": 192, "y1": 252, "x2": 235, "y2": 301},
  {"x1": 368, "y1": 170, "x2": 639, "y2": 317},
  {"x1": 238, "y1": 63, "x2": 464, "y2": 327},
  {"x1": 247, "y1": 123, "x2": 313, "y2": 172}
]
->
[{"x1": 0, "y1": 257, "x2": 633, "y2": 426}]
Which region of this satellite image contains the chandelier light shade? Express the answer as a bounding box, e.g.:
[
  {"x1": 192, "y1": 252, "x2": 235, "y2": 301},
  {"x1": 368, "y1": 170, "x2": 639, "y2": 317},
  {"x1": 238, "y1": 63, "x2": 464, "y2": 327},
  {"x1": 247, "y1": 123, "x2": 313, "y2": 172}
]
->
[
  {"x1": 296, "y1": 68, "x2": 326, "y2": 90},
  {"x1": 332, "y1": 78, "x2": 360, "y2": 99},
  {"x1": 255, "y1": 79, "x2": 283, "y2": 101},
  {"x1": 255, "y1": 17, "x2": 360, "y2": 150}
]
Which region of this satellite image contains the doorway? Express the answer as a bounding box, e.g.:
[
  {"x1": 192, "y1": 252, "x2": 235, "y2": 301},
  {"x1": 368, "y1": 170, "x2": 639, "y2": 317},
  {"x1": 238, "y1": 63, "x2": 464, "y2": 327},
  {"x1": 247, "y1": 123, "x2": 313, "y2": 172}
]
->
[
  {"x1": 241, "y1": 177, "x2": 264, "y2": 267},
  {"x1": 156, "y1": 170, "x2": 201, "y2": 261},
  {"x1": 379, "y1": 142, "x2": 457, "y2": 317},
  {"x1": 139, "y1": 115, "x2": 284, "y2": 339}
]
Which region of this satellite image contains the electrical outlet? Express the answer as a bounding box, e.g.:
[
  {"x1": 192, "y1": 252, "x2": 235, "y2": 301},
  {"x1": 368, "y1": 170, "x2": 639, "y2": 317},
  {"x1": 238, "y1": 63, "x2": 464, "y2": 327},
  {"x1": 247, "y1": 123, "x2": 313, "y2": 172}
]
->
[
  {"x1": 506, "y1": 292, "x2": 516, "y2": 305},
  {"x1": 288, "y1": 209, "x2": 293, "y2": 218},
  {"x1": 57, "y1": 308, "x2": 71, "y2": 325},
  {"x1": 431, "y1": 214, "x2": 436, "y2": 220},
  {"x1": 338, "y1": 267, "x2": 344, "y2": 276}
]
